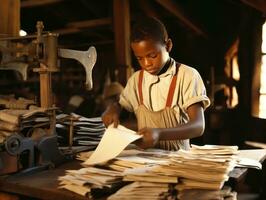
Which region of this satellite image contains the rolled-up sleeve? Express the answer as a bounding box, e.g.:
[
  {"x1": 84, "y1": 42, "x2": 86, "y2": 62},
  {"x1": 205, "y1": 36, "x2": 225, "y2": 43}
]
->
[{"x1": 181, "y1": 68, "x2": 210, "y2": 111}]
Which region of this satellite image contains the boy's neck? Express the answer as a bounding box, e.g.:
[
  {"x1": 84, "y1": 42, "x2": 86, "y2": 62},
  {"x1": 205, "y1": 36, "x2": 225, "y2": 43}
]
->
[{"x1": 157, "y1": 58, "x2": 171, "y2": 75}]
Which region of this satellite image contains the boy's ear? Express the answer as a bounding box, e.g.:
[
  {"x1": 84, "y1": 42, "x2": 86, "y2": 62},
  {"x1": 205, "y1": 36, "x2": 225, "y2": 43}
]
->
[{"x1": 165, "y1": 38, "x2": 173, "y2": 52}]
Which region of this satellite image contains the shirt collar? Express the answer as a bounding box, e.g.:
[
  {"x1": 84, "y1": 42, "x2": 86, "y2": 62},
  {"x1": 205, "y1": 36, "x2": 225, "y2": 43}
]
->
[
  {"x1": 143, "y1": 58, "x2": 177, "y2": 82},
  {"x1": 158, "y1": 58, "x2": 176, "y2": 78}
]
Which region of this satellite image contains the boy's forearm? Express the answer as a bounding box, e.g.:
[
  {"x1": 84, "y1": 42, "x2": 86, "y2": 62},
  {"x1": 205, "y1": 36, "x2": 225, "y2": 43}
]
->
[
  {"x1": 101, "y1": 101, "x2": 122, "y2": 127},
  {"x1": 108, "y1": 101, "x2": 122, "y2": 115},
  {"x1": 157, "y1": 120, "x2": 205, "y2": 140}
]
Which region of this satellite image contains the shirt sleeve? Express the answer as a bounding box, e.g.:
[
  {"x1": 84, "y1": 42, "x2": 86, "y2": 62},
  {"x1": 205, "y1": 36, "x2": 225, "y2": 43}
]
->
[
  {"x1": 119, "y1": 72, "x2": 139, "y2": 112},
  {"x1": 181, "y1": 67, "x2": 210, "y2": 111}
]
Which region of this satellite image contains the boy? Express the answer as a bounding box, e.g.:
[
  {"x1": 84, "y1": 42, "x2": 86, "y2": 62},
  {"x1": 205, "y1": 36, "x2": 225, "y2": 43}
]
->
[{"x1": 102, "y1": 17, "x2": 210, "y2": 151}]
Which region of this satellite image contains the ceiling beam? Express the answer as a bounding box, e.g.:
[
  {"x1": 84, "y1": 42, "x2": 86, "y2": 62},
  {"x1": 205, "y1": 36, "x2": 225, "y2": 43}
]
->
[
  {"x1": 137, "y1": 0, "x2": 160, "y2": 19},
  {"x1": 155, "y1": 0, "x2": 207, "y2": 37},
  {"x1": 79, "y1": 0, "x2": 104, "y2": 18},
  {"x1": 240, "y1": 0, "x2": 266, "y2": 14},
  {"x1": 21, "y1": 0, "x2": 64, "y2": 8},
  {"x1": 52, "y1": 27, "x2": 80, "y2": 35},
  {"x1": 67, "y1": 18, "x2": 112, "y2": 29},
  {"x1": 53, "y1": 18, "x2": 112, "y2": 35}
]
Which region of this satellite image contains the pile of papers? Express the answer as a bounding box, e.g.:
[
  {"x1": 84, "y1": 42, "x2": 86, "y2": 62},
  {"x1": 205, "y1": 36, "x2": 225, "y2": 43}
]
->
[
  {"x1": 59, "y1": 126, "x2": 259, "y2": 199},
  {"x1": 176, "y1": 186, "x2": 237, "y2": 200},
  {"x1": 58, "y1": 166, "x2": 123, "y2": 198},
  {"x1": 0, "y1": 107, "x2": 50, "y2": 143},
  {"x1": 105, "y1": 145, "x2": 237, "y2": 199},
  {"x1": 108, "y1": 182, "x2": 171, "y2": 200},
  {"x1": 56, "y1": 113, "x2": 105, "y2": 149}
]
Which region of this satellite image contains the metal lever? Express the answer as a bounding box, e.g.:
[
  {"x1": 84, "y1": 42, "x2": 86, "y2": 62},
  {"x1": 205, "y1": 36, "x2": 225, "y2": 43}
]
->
[{"x1": 58, "y1": 46, "x2": 97, "y2": 90}]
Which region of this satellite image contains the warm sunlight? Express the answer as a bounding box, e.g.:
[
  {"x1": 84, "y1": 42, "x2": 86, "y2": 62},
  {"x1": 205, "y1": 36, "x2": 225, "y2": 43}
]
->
[{"x1": 259, "y1": 21, "x2": 266, "y2": 118}]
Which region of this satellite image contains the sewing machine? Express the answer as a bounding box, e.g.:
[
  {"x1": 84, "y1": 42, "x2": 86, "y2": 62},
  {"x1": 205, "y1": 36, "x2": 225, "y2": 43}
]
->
[{"x1": 0, "y1": 21, "x2": 97, "y2": 175}]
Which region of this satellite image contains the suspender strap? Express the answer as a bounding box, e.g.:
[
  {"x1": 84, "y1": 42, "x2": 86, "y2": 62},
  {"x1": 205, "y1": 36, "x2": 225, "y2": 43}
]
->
[
  {"x1": 166, "y1": 63, "x2": 180, "y2": 107},
  {"x1": 165, "y1": 75, "x2": 177, "y2": 107},
  {"x1": 138, "y1": 63, "x2": 180, "y2": 107},
  {"x1": 138, "y1": 70, "x2": 144, "y2": 105}
]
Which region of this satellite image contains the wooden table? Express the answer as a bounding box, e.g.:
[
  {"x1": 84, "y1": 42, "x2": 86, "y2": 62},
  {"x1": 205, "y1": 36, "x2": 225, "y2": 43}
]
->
[
  {"x1": 0, "y1": 149, "x2": 265, "y2": 200},
  {"x1": 0, "y1": 161, "x2": 88, "y2": 200},
  {"x1": 229, "y1": 149, "x2": 266, "y2": 180}
]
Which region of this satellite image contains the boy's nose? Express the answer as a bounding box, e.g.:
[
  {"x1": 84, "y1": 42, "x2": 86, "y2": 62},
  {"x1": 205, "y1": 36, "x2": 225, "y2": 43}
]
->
[{"x1": 143, "y1": 58, "x2": 152, "y2": 67}]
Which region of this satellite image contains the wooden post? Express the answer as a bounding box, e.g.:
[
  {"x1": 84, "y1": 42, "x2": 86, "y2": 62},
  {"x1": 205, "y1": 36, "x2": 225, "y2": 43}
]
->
[
  {"x1": 113, "y1": 0, "x2": 132, "y2": 86},
  {"x1": 0, "y1": 1, "x2": 20, "y2": 194},
  {"x1": 0, "y1": 0, "x2": 20, "y2": 37}
]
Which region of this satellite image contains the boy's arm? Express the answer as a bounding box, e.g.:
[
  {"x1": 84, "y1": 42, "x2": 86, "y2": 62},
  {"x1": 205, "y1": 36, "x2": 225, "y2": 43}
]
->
[
  {"x1": 101, "y1": 101, "x2": 122, "y2": 128},
  {"x1": 158, "y1": 102, "x2": 205, "y2": 140},
  {"x1": 135, "y1": 103, "x2": 204, "y2": 149}
]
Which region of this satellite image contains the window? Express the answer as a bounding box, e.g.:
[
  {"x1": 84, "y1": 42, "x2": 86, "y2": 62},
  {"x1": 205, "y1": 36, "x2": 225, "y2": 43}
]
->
[
  {"x1": 224, "y1": 39, "x2": 240, "y2": 109},
  {"x1": 259, "y1": 21, "x2": 266, "y2": 118}
]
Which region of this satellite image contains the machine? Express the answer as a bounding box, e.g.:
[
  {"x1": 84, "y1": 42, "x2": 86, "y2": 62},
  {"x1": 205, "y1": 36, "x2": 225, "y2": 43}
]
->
[{"x1": 0, "y1": 21, "x2": 97, "y2": 175}]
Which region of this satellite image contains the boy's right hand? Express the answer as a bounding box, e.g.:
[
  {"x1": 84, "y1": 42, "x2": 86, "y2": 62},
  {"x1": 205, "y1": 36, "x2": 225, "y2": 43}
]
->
[{"x1": 101, "y1": 102, "x2": 121, "y2": 128}]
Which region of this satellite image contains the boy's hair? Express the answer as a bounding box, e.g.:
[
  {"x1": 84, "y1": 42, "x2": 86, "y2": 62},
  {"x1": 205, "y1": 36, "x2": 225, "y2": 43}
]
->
[{"x1": 131, "y1": 17, "x2": 168, "y2": 44}]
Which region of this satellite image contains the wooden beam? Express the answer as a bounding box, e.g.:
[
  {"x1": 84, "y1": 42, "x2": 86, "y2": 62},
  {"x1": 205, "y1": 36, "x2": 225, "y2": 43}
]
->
[
  {"x1": 53, "y1": 27, "x2": 80, "y2": 35},
  {"x1": 67, "y1": 18, "x2": 112, "y2": 29},
  {"x1": 155, "y1": 0, "x2": 207, "y2": 37},
  {"x1": 241, "y1": 0, "x2": 266, "y2": 14},
  {"x1": 113, "y1": 0, "x2": 132, "y2": 85},
  {"x1": 21, "y1": 0, "x2": 63, "y2": 8},
  {"x1": 79, "y1": 0, "x2": 104, "y2": 18},
  {"x1": 137, "y1": 0, "x2": 160, "y2": 19},
  {"x1": 0, "y1": 0, "x2": 20, "y2": 37},
  {"x1": 52, "y1": 18, "x2": 112, "y2": 35}
]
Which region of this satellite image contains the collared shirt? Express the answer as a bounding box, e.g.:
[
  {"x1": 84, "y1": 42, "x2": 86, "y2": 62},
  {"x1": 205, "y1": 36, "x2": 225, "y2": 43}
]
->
[{"x1": 119, "y1": 58, "x2": 210, "y2": 124}]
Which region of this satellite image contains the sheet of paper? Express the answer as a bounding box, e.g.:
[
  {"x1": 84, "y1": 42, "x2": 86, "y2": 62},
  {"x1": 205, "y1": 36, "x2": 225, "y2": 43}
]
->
[{"x1": 84, "y1": 125, "x2": 142, "y2": 165}]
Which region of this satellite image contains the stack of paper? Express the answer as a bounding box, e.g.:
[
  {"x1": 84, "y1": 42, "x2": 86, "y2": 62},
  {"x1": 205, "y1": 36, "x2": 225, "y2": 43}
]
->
[
  {"x1": 107, "y1": 182, "x2": 170, "y2": 200},
  {"x1": 58, "y1": 166, "x2": 123, "y2": 198},
  {"x1": 105, "y1": 145, "x2": 238, "y2": 199},
  {"x1": 176, "y1": 186, "x2": 237, "y2": 200},
  {"x1": 0, "y1": 107, "x2": 50, "y2": 143},
  {"x1": 56, "y1": 113, "x2": 105, "y2": 149},
  {"x1": 169, "y1": 146, "x2": 237, "y2": 191},
  {"x1": 60, "y1": 125, "x2": 241, "y2": 199}
]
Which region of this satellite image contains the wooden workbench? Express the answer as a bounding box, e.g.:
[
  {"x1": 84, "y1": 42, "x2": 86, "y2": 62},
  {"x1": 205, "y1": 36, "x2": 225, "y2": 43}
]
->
[
  {"x1": 0, "y1": 149, "x2": 265, "y2": 200},
  {"x1": 229, "y1": 149, "x2": 266, "y2": 179},
  {"x1": 0, "y1": 161, "x2": 88, "y2": 200}
]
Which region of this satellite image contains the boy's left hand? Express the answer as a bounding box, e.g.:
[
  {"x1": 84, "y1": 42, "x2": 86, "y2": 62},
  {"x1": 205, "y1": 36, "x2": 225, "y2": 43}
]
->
[{"x1": 134, "y1": 127, "x2": 160, "y2": 149}]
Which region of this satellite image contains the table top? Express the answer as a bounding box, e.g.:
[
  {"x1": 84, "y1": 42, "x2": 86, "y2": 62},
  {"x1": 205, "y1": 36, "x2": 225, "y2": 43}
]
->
[
  {"x1": 0, "y1": 160, "x2": 89, "y2": 200},
  {"x1": 0, "y1": 149, "x2": 265, "y2": 200},
  {"x1": 229, "y1": 149, "x2": 266, "y2": 179}
]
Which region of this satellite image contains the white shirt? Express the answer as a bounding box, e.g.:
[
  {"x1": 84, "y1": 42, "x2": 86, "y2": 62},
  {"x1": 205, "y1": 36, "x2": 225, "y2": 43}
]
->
[{"x1": 119, "y1": 59, "x2": 210, "y2": 123}]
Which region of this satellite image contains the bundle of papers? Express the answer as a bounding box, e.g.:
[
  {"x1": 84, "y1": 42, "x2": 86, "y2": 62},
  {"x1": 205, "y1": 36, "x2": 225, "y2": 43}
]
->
[
  {"x1": 0, "y1": 107, "x2": 48, "y2": 125},
  {"x1": 107, "y1": 182, "x2": 171, "y2": 200},
  {"x1": 0, "y1": 107, "x2": 50, "y2": 143},
  {"x1": 106, "y1": 145, "x2": 238, "y2": 199},
  {"x1": 176, "y1": 186, "x2": 237, "y2": 200},
  {"x1": 56, "y1": 113, "x2": 105, "y2": 149},
  {"x1": 59, "y1": 125, "x2": 260, "y2": 199},
  {"x1": 58, "y1": 166, "x2": 123, "y2": 198}
]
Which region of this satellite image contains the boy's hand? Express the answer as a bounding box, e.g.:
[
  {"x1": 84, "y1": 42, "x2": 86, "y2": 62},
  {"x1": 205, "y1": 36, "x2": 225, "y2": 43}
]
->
[
  {"x1": 101, "y1": 102, "x2": 121, "y2": 128},
  {"x1": 135, "y1": 127, "x2": 160, "y2": 149}
]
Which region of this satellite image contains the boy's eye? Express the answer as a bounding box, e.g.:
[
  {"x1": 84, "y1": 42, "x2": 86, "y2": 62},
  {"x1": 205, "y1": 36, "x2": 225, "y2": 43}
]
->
[
  {"x1": 148, "y1": 53, "x2": 157, "y2": 58},
  {"x1": 136, "y1": 57, "x2": 142, "y2": 61}
]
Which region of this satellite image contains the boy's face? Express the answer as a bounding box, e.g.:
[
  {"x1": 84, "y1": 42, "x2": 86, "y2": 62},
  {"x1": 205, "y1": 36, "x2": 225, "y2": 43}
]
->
[{"x1": 131, "y1": 39, "x2": 170, "y2": 75}]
